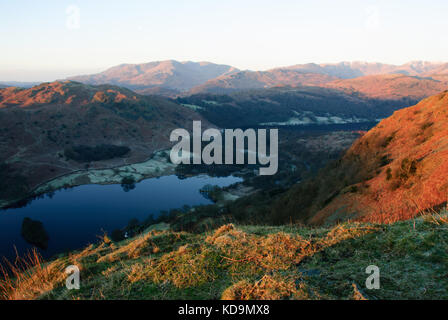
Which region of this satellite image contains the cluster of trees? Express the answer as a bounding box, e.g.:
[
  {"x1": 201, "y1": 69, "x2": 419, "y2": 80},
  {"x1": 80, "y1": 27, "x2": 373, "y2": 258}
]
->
[
  {"x1": 64, "y1": 144, "x2": 130, "y2": 162},
  {"x1": 176, "y1": 88, "x2": 414, "y2": 128},
  {"x1": 121, "y1": 176, "x2": 136, "y2": 192},
  {"x1": 110, "y1": 217, "x2": 144, "y2": 242},
  {"x1": 0, "y1": 163, "x2": 29, "y2": 201}
]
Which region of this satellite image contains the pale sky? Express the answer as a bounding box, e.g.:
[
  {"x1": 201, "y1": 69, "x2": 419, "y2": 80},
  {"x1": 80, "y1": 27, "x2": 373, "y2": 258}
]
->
[{"x1": 1, "y1": 0, "x2": 448, "y2": 81}]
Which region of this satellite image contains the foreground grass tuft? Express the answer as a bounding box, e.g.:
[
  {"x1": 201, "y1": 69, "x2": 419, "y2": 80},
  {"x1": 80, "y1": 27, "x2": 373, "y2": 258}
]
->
[
  {"x1": 1, "y1": 214, "x2": 448, "y2": 300},
  {"x1": 221, "y1": 274, "x2": 311, "y2": 300},
  {"x1": 0, "y1": 249, "x2": 66, "y2": 300}
]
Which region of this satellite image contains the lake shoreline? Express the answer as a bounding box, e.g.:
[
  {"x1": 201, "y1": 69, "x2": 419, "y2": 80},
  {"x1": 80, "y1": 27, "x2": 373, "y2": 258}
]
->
[
  {"x1": 0, "y1": 150, "x2": 176, "y2": 210},
  {"x1": 0, "y1": 173, "x2": 244, "y2": 262}
]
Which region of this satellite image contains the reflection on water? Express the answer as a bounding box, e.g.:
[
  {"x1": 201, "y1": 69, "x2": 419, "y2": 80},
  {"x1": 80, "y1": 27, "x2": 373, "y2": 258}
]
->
[{"x1": 0, "y1": 174, "x2": 241, "y2": 261}]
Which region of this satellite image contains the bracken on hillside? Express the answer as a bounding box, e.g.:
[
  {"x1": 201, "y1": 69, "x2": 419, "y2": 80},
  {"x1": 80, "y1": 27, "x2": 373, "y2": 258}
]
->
[{"x1": 311, "y1": 91, "x2": 448, "y2": 224}]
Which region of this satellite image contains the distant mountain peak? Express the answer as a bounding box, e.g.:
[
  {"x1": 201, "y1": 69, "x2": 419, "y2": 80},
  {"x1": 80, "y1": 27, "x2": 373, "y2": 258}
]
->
[{"x1": 68, "y1": 60, "x2": 239, "y2": 92}]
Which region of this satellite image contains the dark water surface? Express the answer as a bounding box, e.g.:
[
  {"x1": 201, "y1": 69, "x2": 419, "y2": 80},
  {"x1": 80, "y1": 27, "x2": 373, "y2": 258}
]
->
[{"x1": 0, "y1": 174, "x2": 241, "y2": 261}]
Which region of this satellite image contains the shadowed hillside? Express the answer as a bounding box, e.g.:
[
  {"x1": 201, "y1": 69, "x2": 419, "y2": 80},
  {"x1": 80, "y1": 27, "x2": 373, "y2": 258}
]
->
[
  {"x1": 188, "y1": 69, "x2": 338, "y2": 94},
  {"x1": 177, "y1": 86, "x2": 417, "y2": 128}
]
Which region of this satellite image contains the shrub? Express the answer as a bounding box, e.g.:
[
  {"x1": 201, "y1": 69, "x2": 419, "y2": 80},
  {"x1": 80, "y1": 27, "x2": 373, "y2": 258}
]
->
[
  {"x1": 121, "y1": 176, "x2": 136, "y2": 192},
  {"x1": 121, "y1": 176, "x2": 135, "y2": 185},
  {"x1": 421, "y1": 121, "x2": 434, "y2": 131},
  {"x1": 110, "y1": 229, "x2": 125, "y2": 242},
  {"x1": 381, "y1": 134, "x2": 395, "y2": 148},
  {"x1": 386, "y1": 168, "x2": 392, "y2": 180},
  {"x1": 395, "y1": 158, "x2": 417, "y2": 181},
  {"x1": 379, "y1": 154, "x2": 392, "y2": 167},
  {"x1": 21, "y1": 218, "x2": 49, "y2": 250}
]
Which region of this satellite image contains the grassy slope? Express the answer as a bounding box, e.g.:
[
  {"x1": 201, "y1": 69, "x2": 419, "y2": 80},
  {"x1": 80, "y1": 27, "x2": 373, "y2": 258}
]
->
[
  {"x1": 311, "y1": 91, "x2": 448, "y2": 224},
  {"x1": 2, "y1": 213, "x2": 448, "y2": 300},
  {"x1": 271, "y1": 91, "x2": 448, "y2": 226}
]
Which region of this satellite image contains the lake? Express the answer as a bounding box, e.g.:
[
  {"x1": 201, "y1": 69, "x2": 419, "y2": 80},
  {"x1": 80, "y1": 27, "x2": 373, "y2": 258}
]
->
[{"x1": 0, "y1": 174, "x2": 242, "y2": 261}]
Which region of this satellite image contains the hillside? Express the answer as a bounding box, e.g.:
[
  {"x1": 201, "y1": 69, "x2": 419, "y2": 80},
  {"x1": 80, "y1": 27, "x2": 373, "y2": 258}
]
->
[
  {"x1": 2, "y1": 214, "x2": 448, "y2": 300},
  {"x1": 133, "y1": 86, "x2": 181, "y2": 98},
  {"x1": 269, "y1": 91, "x2": 448, "y2": 225},
  {"x1": 324, "y1": 74, "x2": 448, "y2": 100},
  {"x1": 68, "y1": 60, "x2": 238, "y2": 92},
  {"x1": 0, "y1": 81, "x2": 204, "y2": 204},
  {"x1": 421, "y1": 63, "x2": 448, "y2": 76},
  {"x1": 188, "y1": 69, "x2": 337, "y2": 94},
  {"x1": 177, "y1": 86, "x2": 416, "y2": 128},
  {"x1": 311, "y1": 90, "x2": 448, "y2": 224}
]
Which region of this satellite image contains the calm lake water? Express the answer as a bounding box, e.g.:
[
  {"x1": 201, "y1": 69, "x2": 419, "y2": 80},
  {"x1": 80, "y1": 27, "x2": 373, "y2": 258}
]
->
[{"x1": 0, "y1": 174, "x2": 242, "y2": 261}]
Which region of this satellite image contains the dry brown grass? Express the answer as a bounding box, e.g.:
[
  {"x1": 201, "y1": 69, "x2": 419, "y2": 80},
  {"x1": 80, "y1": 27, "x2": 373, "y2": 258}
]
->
[
  {"x1": 97, "y1": 233, "x2": 153, "y2": 263},
  {"x1": 97, "y1": 230, "x2": 186, "y2": 263},
  {"x1": 126, "y1": 262, "x2": 149, "y2": 284},
  {"x1": 135, "y1": 223, "x2": 377, "y2": 290},
  {"x1": 352, "y1": 283, "x2": 367, "y2": 300},
  {"x1": 422, "y1": 211, "x2": 448, "y2": 225},
  {"x1": 0, "y1": 223, "x2": 380, "y2": 299},
  {"x1": 207, "y1": 225, "x2": 310, "y2": 273},
  {"x1": 221, "y1": 274, "x2": 309, "y2": 300},
  {"x1": 145, "y1": 245, "x2": 219, "y2": 288},
  {"x1": 311, "y1": 92, "x2": 448, "y2": 225},
  {"x1": 0, "y1": 248, "x2": 66, "y2": 300},
  {"x1": 207, "y1": 223, "x2": 376, "y2": 274}
]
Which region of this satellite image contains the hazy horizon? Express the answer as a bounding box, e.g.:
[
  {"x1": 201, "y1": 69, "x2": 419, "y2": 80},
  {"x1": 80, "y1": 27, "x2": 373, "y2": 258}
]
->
[
  {"x1": 2, "y1": 59, "x2": 448, "y2": 84},
  {"x1": 2, "y1": 0, "x2": 448, "y2": 81}
]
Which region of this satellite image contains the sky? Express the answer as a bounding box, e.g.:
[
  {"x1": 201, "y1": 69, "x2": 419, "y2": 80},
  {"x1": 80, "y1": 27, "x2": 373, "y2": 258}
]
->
[{"x1": 1, "y1": 0, "x2": 448, "y2": 81}]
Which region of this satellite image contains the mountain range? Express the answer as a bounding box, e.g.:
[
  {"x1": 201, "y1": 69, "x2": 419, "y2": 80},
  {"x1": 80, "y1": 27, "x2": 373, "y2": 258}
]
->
[
  {"x1": 69, "y1": 60, "x2": 238, "y2": 93},
  {"x1": 66, "y1": 60, "x2": 448, "y2": 100},
  {"x1": 278, "y1": 61, "x2": 448, "y2": 78}
]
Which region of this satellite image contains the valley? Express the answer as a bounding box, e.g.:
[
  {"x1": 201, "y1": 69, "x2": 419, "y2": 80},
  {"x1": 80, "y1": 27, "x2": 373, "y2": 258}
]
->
[
  {"x1": 1, "y1": 60, "x2": 448, "y2": 301},
  {"x1": 0, "y1": 123, "x2": 360, "y2": 260},
  {"x1": 4, "y1": 0, "x2": 448, "y2": 305}
]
